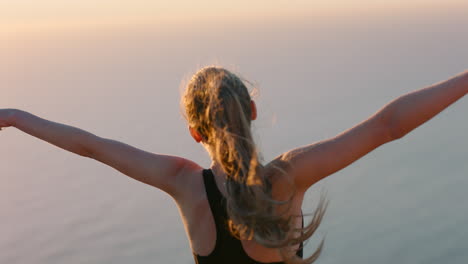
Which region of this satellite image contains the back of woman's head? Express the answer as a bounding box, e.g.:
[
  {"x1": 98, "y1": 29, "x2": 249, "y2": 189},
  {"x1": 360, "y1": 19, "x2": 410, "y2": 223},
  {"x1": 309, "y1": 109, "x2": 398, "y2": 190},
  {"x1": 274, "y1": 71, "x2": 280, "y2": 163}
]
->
[{"x1": 183, "y1": 66, "x2": 327, "y2": 264}]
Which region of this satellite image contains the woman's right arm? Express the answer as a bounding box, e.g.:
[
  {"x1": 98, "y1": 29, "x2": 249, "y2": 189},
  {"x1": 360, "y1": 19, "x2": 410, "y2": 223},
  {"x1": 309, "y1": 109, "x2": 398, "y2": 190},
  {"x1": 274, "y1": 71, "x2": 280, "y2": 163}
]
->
[
  {"x1": 273, "y1": 70, "x2": 468, "y2": 192},
  {"x1": 0, "y1": 109, "x2": 199, "y2": 197}
]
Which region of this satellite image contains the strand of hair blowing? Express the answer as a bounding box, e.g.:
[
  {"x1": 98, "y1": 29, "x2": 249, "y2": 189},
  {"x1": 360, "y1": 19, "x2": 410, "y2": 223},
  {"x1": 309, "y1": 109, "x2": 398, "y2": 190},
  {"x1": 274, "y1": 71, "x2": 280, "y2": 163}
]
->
[{"x1": 184, "y1": 67, "x2": 328, "y2": 264}]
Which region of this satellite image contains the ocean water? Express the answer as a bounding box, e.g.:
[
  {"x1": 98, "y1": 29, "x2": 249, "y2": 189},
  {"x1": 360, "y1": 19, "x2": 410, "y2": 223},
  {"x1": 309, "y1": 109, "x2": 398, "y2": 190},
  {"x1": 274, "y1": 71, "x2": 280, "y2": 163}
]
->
[{"x1": 1, "y1": 9, "x2": 468, "y2": 264}]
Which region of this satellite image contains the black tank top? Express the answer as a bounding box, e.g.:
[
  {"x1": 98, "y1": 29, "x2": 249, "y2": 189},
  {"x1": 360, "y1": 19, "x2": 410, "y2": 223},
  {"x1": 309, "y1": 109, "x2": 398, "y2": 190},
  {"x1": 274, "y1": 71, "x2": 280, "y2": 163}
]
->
[{"x1": 193, "y1": 169, "x2": 303, "y2": 264}]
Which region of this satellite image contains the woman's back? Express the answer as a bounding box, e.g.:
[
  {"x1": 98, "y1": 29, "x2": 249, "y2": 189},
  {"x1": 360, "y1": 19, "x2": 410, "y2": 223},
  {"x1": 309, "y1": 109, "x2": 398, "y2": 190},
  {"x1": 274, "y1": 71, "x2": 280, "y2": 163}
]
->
[{"x1": 176, "y1": 166, "x2": 306, "y2": 264}]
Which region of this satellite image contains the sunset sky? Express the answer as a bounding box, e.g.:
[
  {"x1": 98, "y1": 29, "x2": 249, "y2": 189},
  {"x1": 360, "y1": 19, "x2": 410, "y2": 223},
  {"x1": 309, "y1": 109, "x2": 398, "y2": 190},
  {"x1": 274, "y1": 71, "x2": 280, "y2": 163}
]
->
[
  {"x1": 2, "y1": 2, "x2": 468, "y2": 264},
  {"x1": 1, "y1": 0, "x2": 466, "y2": 33}
]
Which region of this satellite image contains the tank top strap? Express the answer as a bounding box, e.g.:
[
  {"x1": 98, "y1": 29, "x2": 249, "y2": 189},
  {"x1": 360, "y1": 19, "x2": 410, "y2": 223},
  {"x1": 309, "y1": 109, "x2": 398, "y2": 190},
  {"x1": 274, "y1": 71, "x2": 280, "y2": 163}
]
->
[{"x1": 202, "y1": 169, "x2": 229, "y2": 231}]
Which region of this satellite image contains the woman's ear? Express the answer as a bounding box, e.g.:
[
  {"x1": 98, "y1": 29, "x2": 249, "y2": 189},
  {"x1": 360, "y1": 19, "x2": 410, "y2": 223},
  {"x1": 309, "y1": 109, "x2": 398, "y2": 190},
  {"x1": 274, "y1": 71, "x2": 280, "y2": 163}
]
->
[
  {"x1": 189, "y1": 126, "x2": 202, "y2": 143},
  {"x1": 251, "y1": 100, "x2": 257, "y2": 120}
]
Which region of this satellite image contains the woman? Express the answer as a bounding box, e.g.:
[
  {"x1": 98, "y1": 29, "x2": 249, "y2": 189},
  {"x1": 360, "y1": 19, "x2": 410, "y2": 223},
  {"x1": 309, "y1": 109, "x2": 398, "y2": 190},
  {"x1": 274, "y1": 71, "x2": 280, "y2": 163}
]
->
[{"x1": 0, "y1": 67, "x2": 467, "y2": 264}]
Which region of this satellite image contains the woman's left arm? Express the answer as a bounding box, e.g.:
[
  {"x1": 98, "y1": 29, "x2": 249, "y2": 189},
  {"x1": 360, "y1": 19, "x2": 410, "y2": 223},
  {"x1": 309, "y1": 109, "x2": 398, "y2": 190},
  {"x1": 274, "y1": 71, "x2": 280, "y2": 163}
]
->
[
  {"x1": 1, "y1": 109, "x2": 197, "y2": 197},
  {"x1": 386, "y1": 70, "x2": 467, "y2": 139},
  {"x1": 275, "y1": 70, "x2": 467, "y2": 191}
]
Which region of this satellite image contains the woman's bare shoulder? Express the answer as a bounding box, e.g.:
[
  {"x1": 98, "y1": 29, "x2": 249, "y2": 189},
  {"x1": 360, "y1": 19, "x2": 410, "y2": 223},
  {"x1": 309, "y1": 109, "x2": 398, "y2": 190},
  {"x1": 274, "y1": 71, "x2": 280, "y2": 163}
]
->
[{"x1": 173, "y1": 161, "x2": 207, "y2": 203}]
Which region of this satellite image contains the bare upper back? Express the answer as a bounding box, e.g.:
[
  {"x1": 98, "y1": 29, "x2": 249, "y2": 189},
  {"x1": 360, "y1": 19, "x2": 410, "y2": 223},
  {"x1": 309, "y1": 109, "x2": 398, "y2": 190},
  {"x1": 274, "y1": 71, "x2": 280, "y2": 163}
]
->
[{"x1": 174, "y1": 165, "x2": 306, "y2": 263}]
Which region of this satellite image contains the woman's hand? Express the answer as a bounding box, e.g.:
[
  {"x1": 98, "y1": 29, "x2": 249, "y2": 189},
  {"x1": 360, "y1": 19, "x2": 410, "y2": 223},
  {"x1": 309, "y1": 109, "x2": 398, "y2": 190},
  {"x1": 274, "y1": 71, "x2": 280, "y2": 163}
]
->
[{"x1": 0, "y1": 109, "x2": 16, "y2": 130}]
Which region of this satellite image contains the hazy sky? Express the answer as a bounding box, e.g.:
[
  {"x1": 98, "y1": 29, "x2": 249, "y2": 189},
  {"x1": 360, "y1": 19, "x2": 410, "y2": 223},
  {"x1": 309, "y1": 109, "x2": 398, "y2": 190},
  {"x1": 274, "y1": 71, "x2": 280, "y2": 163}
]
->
[{"x1": 2, "y1": 0, "x2": 467, "y2": 33}]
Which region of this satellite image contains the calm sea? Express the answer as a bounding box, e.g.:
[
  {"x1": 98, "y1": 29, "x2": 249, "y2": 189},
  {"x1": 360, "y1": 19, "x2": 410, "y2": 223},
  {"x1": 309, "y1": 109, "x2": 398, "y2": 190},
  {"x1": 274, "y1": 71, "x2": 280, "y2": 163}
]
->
[{"x1": 1, "y1": 9, "x2": 467, "y2": 264}]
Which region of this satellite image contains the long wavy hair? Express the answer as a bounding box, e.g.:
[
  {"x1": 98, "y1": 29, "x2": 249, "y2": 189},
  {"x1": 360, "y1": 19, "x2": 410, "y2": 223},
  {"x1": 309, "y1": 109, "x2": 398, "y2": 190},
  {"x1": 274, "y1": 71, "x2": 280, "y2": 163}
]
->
[{"x1": 182, "y1": 66, "x2": 328, "y2": 264}]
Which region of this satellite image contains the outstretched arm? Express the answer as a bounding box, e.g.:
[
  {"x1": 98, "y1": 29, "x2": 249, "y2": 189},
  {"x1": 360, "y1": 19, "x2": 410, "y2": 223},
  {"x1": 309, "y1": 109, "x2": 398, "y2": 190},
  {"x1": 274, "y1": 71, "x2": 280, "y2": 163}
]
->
[
  {"x1": 386, "y1": 71, "x2": 467, "y2": 139},
  {"x1": 0, "y1": 110, "x2": 197, "y2": 197},
  {"x1": 273, "y1": 70, "x2": 468, "y2": 191}
]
